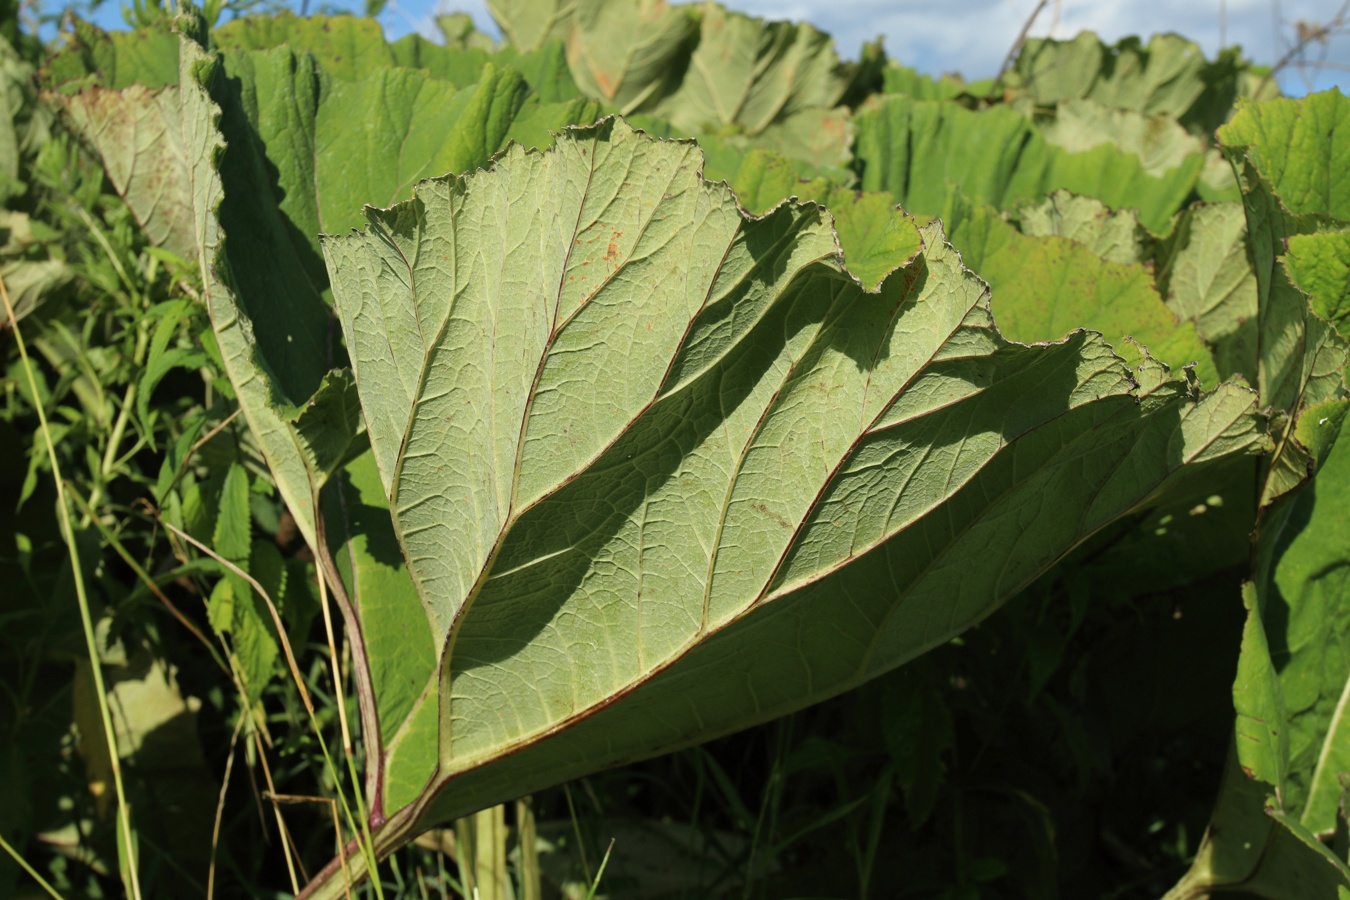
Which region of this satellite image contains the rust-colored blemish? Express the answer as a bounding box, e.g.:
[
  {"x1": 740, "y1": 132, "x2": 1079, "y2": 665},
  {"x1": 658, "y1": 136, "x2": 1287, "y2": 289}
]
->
[
  {"x1": 750, "y1": 501, "x2": 791, "y2": 529},
  {"x1": 594, "y1": 69, "x2": 616, "y2": 100}
]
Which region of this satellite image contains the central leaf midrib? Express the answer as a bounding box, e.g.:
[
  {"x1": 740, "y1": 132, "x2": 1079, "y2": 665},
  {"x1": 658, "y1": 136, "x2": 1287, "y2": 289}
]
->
[
  {"x1": 430, "y1": 129, "x2": 703, "y2": 731},
  {"x1": 456, "y1": 219, "x2": 836, "y2": 610}
]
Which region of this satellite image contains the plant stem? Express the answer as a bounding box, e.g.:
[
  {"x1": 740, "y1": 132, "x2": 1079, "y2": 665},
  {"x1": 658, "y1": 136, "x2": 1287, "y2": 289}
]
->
[
  {"x1": 0, "y1": 277, "x2": 143, "y2": 900},
  {"x1": 0, "y1": 830, "x2": 65, "y2": 899}
]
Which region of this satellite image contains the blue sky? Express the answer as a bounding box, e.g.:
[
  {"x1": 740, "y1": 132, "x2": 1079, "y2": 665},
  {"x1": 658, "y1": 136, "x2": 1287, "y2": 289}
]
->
[{"x1": 83, "y1": 0, "x2": 1350, "y2": 96}]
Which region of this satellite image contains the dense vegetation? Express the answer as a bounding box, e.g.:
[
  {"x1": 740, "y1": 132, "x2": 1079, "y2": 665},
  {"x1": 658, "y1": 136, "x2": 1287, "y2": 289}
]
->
[{"x1": 3, "y1": 1, "x2": 1350, "y2": 897}]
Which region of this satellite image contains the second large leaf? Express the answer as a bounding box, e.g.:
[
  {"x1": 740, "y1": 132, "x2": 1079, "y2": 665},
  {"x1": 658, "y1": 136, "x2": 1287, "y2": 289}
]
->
[{"x1": 320, "y1": 119, "x2": 1267, "y2": 847}]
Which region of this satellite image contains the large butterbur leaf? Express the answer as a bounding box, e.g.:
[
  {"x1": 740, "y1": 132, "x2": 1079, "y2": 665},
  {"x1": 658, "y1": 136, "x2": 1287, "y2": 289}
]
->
[
  {"x1": 1038, "y1": 99, "x2": 1208, "y2": 180},
  {"x1": 1171, "y1": 415, "x2": 1350, "y2": 899},
  {"x1": 1171, "y1": 91, "x2": 1350, "y2": 898},
  {"x1": 50, "y1": 39, "x2": 341, "y2": 555},
  {"x1": 944, "y1": 195, "x2": 1216, "y2": 386},
  {"x1": 525, "y1": 0, "x2": 697, "y2": 113},
  {"x1": 488, "y1": 0, "x2": 856, "y2": 169},
  {"x1": 853, "y1": 94, "x2": 1205, "y2": 233},
  {"x1": 650, "y1": 2, "x2": 851, "y2": 166},
  {"x1": 212, "y1": 10, "x2": 586, "y2": 101},
  {"x1": 48, "y1": 25, "x2": 597, "y2": 550},
  {"x1": 654, "y1": 2, "x2": 846, "y2": 133},
  {"x1": 1001, "y1": 31, "x2": 1275, "y2": 138},
  {"x1": 46, "y1": 10, "x2": 599, "y2": 820},
  {"x1": 1218, "y1": 91, "x2": 1350, "y2": 501},
  {"x1": 303, "y1": 117, "x2": 1269, "y2": 894},
  {"x1": 717, "y1": 143, "x2": 1220, "y2": 386}
]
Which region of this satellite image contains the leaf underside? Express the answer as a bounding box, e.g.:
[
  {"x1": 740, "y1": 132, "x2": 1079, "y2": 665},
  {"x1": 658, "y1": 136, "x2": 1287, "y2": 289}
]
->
[{"x1": 322, "y1": 118, "x2": 1267, "y2": 828}]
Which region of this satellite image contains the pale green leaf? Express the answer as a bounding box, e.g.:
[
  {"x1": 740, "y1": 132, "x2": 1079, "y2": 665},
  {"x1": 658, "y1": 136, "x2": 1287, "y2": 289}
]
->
[
  {"x1": 212, "y1": 12, "x2": 391, "y2": 82},
  {"x1": 320, "y1": 120, "x2": 1266, "y2": 850},
  {"x1": 1233, "y1": 581, "x2": 1290, "y2": 790},
  {"x1": 285, "y1": 368, "x2": 367, "y2": 485},
  {"x1": 654, "y1": 3, "x2": 845, "y2": 136},
  {"x1": 1286, "y1": 231, "x2": 1350, "y2": 336},
  {"x1": 324, "y1": 450, "x2": 437, "y2": 814},
  {"x1": 716, "y1": 148, "x2": 921, "y2": 291},
  {"x1": 648, "y1": 3, "x2": 851, "y2": 166},
  {"x1": 948, "y1": 199, "x2": 1215, "y2": 385},
  {"x1": 1294, "y1": 399, "x2": 1349, "y2": 467},
  {"x1": 853, "y1": 94, "x2": 1201, "y2": 233},
  {"x1": 492, "y1": 0, "x2": 698, "y2": 113},
  {"x1": 390, "y1": 34, "x2": 492, "y2": 88},
  {"x1": 720, "y1": 146, "x2": 835, "y2": 213},
  {"x1": 1255, "y1": 412, "x2": 1350, "y2": 832},
  {"x1": 1039, "y1": 99, "x2": 1208, "y2": 180},
  {"x1": 1219, "y1": 91, "x2": 1350, "y2": 222},
  {"x1": 310, "y1": 62, "x2": 530, "y2": 236},
  {"x1": 57, "y1": 31, "x2": 565, "y2": 553},
  {"x1": 855, "y1": 97, "x2": 1033, "y2": 219},
  {"x1": 436, "y1": 13, "x2": 497, "y2": 52},
  {"x1": 881, "y1": 62, "x2": 973, "y2": 102},
  {"x1": 1155, "y1": 200, "x2": 1259, "y2": 382},
  {"x1": 1167, "y1": 746, "x2": 1350, "y2": 898},
  {"x1": 503, "y1": 95, "x2": 603, "y2": 151},
  {"x1": 485, "y1": 0, "x2": 575, "y2": 53},
  {"x1": 1177, "y1": 91, "x2": 1350, "y2": 899},
  {"x1": 755, "y1": 107, "x2": 852, "y2": 170},
  {"x1": 53, "y1": 84, "x2": 200, "y2": 260},
  {"x1": 1219, "y1": 94, "x2": 1350, "y2": 499},
  {"x1": 53, "y1": 28, "x2": 336, "y2": 551},
  {"x1": 1015, "y1": 190, "x2": 1151, "y2": 265},
  {"x1": 44, "y1": 17, "x2": 179, "y2": 90},
  {"x1": 823, "y1": 193, "x2": 924, "y2": 292},
  {"x1": 0, "y1": 210, "x2": 73, "y2": 326},
  {"x1": 1002, "y1": 31, "x2": 1273, "y2": 138},
  {"x1": 492, "y1": 39, "x2": 584, "y2": 103}
]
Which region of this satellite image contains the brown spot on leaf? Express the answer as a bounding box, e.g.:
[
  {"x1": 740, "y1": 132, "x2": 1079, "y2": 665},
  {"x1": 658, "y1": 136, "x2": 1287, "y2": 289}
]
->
[{"x1": 751, "y1": 501, "x2": 791, "y2": 529}]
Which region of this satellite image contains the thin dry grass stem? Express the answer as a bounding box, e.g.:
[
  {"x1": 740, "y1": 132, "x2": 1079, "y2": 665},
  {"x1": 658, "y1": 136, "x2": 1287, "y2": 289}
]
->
[
  {"x1": 162, "y1": 520, "x2": 315, "y2": 715},
  {"x1": 66, "y1": 483, "x2": 227, "y2": 674},
  {"x1": 0, "y1": 830, "x2": 65, "y2": 899},
  {"x1": 207, "y1": 713, "x2": 246, "y2": 900},
  {"x1": 265, "y1": 794, "x2": 354, "y2": 900},
  {"x1": 158, "y1": 407, "x2": 242, "y2": 500},
  {"x1": 0, "y1": 276, "x2": 143, "y2": 900},
  {"x1": 166, "y1": 512, "x2": 381, "y2": 898},
  {"x1": 562, "y1": 783, "x2": 593, "y2": 886},
  {"x1": 516, "y1": 797, "x2": 541, "y2": 900},
  {"x1": 314, "y1": 562, "x2": 380, "y2": 900},
  {"x1": 997, "y1": 0, "x2": 1050, "y2": 80},
  {"x1": 583, "y1": 840, "x2": 615, "y2": 900},
  {"x1": 1259, "y1": 0, "x2": 1350, "y2": 93},
  {"x1": 316, "y1": 563, "x2": 353, "y2": 758},
  {"x1": 141, "y1": 501, "x2": 263, "y2": 730},
  {"x1": 252, "y1": 726, "x2": 306, "y2": 893}
]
